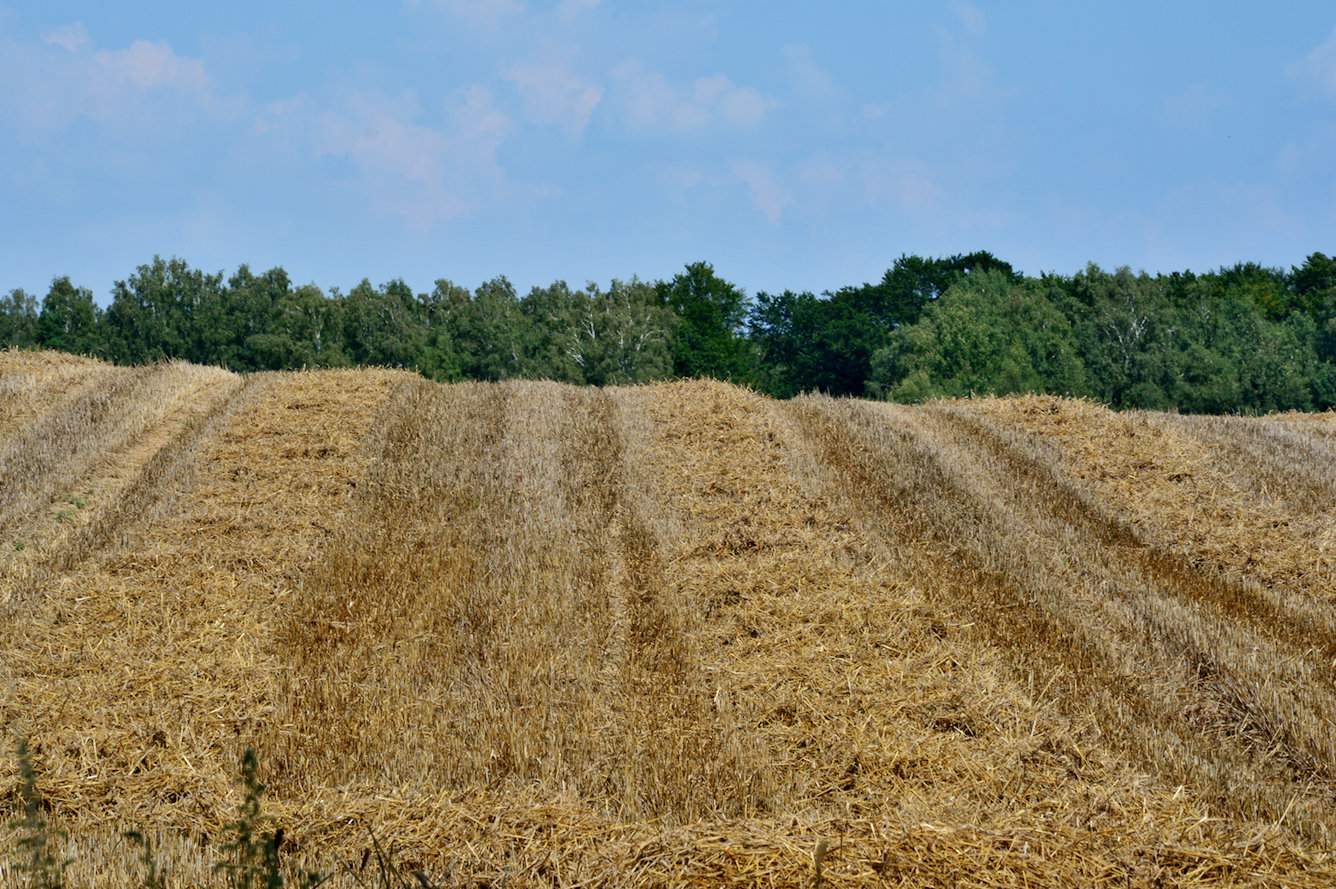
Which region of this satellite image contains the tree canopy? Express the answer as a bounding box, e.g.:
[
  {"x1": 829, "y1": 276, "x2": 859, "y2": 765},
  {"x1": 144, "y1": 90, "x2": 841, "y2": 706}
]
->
[{"x1": 4, "y1": 250, "x2": 1334, "y2": 415}]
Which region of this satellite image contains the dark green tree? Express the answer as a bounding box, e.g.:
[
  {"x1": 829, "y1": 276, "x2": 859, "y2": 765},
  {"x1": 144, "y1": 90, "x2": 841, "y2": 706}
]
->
[
  {"x1": 748, "y1": 252, "x2": 1019, "y2": 397},
  {"x1": 1050, "y1": 264, "x2": 1329, "y2": 414},
  {"x1": 37, "y1": 278, "x2": 102, "y2": 355},
  {"x1": 657, "y1": 262, "x2": 754, "y2": 382},
  {"x1": 1216, "y1": 261, "x2": 1291, "y2": 321},
  {"x1": 749, "y1": 288, "x2": 879, "y2": 397},
  {"x1": 244, "y1": 284, "x2": 345, "y2": 370},
  {"x1": 1168, "y1": 278, "x2": 1321, "y2": 413},
  {"x1": 855, "y1": 251, "x2": 1019, "y2": 328},
  {"x1": 103, "y1": 257, "x2": 224, "y2": 364},
  {"x1": 1056, "y1": 264, "x2": 1169, "y2": 408},
  {"x1": 455, "y1": 276, "x2": 530, "y2": 380},
  {"x1": 521, "y1": 280, "x2": 587, "y2": 382},
  {"x1": 339, "y1": 278, "x2": 428, "y2": 369},
  {"x1": 869, "y1": 270, "x2": 1088, "y2": 402},
  {"x1": 569, "y1": 279, "x2": 674, "y2": 385},
  {"x1": 193, "y1": 266, "x2": 295, "y2": 370},
  {"x1": 412, "y1": 279, "x2": 471, "y2": 381},
  {"x1": 1292, "y1": 252, "x2": 1336, "y2": 398},
  {"x1": 746, "y1": 289, "x2": 811, "y2": 397},
  {"x1": 0, "y1": 289, "x2": 40, "y2": 348},
  {"x1": 1293, "y1": 252, "x2": 1336, "y2": 298}
]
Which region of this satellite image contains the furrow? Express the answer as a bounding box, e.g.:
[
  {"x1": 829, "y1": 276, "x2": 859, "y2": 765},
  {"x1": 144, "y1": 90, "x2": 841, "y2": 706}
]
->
[
  {"x1": 965, "y1": 397, "x2": 1335, "y2": 602},
  {"x1": 0, "y1": 367, "x2": 245, "y2": 608},
  {"x1": 931, "y1": 402, "x2": 1336, "y2": 667},
  {"x1": 0, "y1": 351, "x2": 112, "y2": 443},
  {"x1": 0, "y1": 364, "x2": 146, "y2": 527},
  {"x1": 788, "y1": 395, "x2": 1336, "y2": 844},
  {"x1": 0, "y1": 368, "x2": 406, "y2": 833},
  {"x1": 1159, "y1": 413, "x2": 1336, "y2": 515}
]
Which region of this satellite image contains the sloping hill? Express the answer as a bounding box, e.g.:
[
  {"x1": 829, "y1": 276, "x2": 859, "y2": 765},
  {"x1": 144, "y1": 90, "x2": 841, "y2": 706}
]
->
[{"x1": 2, "y1": 350, "x2": 1335, "y2": 886}]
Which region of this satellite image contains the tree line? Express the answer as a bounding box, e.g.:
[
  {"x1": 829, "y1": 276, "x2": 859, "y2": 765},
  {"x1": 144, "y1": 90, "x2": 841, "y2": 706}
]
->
[{"x1": 3, "y1": 251, "x2": 1335, "y2": 413}]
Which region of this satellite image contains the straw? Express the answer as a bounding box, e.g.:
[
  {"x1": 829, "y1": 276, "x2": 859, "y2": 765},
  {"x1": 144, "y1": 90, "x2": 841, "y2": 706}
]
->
[{"x1": 1, "y1": 354, "x2": 1333, "y2": 886}]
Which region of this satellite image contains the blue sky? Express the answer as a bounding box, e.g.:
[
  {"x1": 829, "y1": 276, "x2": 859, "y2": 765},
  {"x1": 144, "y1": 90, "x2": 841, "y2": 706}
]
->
[{"x1": 3, "y1": 1, "x2": 1336, "y2": 302}]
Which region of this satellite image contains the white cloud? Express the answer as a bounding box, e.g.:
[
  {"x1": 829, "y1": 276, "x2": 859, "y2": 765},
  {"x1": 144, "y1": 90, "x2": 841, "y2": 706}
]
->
[
  {"x1": 934, "y1": 2, "x2": 1000, "y2": 103},
  {"x1": 611, "y1": 60, "x2": 774, "y2": 131},
  {"x1": 734, "y1": 160, "x2": 791, "y2": 223},
  {"x1": 783, "y1": 43, "x2": 834, "y2": 99},
  {"x1": 695, "y1": 75, "x2": 772, "y2": 127},
  {"x1": 0, "y1": 30, "x2": 217, "y2": 132},
  {"x1": 96, "y1": 40, "x2": 209, "y2": 92},
  {"x1": 659, "y1": 165, "x2": 705, "y2": 191},
  {"x1": 796, "y1": 158, "x2": 844, "y2": 189},
  {"x1": 312, "y1": 86, "x2": 513, "y2": 225},
  {"x1": 319, "y1": 93, "x2": 449, "y2": 188},
  {"x1": 1291, "y1": 26, "x2": 1336, "y2": 96},
  {"x1": 783, "y1": 153, "x2": 946, "y2": 218},
  {"x1": 938, "y1": 40, "x2": 993, "y2": 101},
  {"x1": 861, "y1": 164, "x2": 941, "y2": 211},
  {"x1": 1277, "y1": 121, "x2": 1336, "y2": 178},
  {"x1": 431, "y1": 0, "x2": 525, "y2": 29},
  {"x1": 1161, "y1": 82, "x2": 1228, "y2": 129},
  {"x1": 952, "y1": 2, "x2": 986, "y2": 37},
  {"x1": 557, "y1": 0, "x2": 600, "y2": 18},
  {"x1": 505, "y1": 60, "x2": 602, "y2": 134},
  {"x1": 253, "y1": 95, "x2": 307, "y2": 135},
  {"x1": 455, "y1": 84, "x2": 512, "y2": 151},
  {"x1": 42, "y1": 22, "x2": 89, "y2": 54}
]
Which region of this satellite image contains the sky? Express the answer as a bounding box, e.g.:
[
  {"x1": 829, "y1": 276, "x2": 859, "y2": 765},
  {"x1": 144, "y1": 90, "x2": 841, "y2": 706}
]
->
[{"x1": 2, "y1": 1, "x2": 1336, "y2": 303}]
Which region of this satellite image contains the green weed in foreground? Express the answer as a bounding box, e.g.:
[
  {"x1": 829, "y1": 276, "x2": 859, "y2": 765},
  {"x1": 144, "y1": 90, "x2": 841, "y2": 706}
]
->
[
  {"x1": 5, "y1": 742, "x2": 435, "y2": 889},
  {"x1": 123, "y1": 830, "x2": 167, "y2": 889},
  {"x1": 8, "y1": 739, "x2": 68, "y2": 889},
  {"x1": 212, "y1": 748, "x2": 316, "y2": 889}
]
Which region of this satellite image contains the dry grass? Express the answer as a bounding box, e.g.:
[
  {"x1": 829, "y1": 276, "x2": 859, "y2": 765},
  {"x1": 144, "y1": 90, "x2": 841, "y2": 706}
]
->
[
  {"x1": 0, "y1": 361, "x2": 242, "y2": 608},
  {"x1": 1, "y1": 364, "x2": 405, "y2": 861},
  {"x1": 0, "y1": 350, "x2": 110, "y2": 443},
  {"x1": 2, "y1": 352, "x2": 1335, "y2": 886},
  {"x1": 787, "y1": 396, "x2": 1336, "y2": 845},
  {"x1": 964, "y1": 397, "x2": 1335, "y2": 600}
]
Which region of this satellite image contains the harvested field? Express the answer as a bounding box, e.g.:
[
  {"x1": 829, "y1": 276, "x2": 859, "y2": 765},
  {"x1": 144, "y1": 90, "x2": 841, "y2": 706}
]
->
[{"x1": 2, "y1": 352, "x2": 1336, "y2": 887}]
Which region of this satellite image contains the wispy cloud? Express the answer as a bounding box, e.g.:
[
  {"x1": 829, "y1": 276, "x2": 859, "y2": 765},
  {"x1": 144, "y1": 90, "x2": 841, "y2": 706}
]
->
[
  {"x1": 951, "y1": 2, "x2": 986, "y2": 37},
  {"x1": 938, "y1": 40, "x2": 993, "y2": 101},
  {"x1": 1161, "y1": 82, "x2": 1228, "y2": 129},
  {"x1": 1290, "y1": 26, "x2": 1336, "y2": 96},
  {"x1": 42, "y1": 22, "x2": 90, "y2": 53},
  {"x1": 455, "y1": 84, "x2": 513, "y2": 154},
  {"x1": 0, "y1": 26, "x2": 219, "y2": 132},
  {"x1": 505, "y1": 59, "x2": 602, "y2": 134},
  {"x1": 861, "y1": 162, "x2": 941, "y2": 211},
  {"x1": 796, "y1": 158, "x2": 845, "y2": 189},
  {"x1": 318, "y1": 93, "x2": 449, "y2": 189},
  {"x1": 936, "y1": 3, "x2": 999, "y2": 103},
  {"x1": 311, "y1": 86, "x2": 513, "y2": 226},
  {"x1": 253, "y1": 94, "x2": 307, "y2": 136},
  {"x1": 557, "y1": 0, "x2": 600, "y2": 19},
  {"x1": 783, "y1": 43, "x2": 834, "y2": 99},
  {"x1": 427, "y1": 0, "x2": 525, "y2": 30},
  {"x1": 98, "y1": 40, "x2": 209, "y2": 92},
  {"x1": 734, "y1": 160, "x2": 791, "y2": 223},
  {"x1": 611, "y1": 60, "x2": 774, "y2": 131},
  {"x1": 794, "y1": 154, "x2": 942, "y2": 217}
]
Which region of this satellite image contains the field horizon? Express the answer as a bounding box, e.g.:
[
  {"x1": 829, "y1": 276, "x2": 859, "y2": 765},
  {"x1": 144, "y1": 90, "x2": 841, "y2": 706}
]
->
[{"x1": 3, "y1": 348, "x2": 1336, "y2": 887}]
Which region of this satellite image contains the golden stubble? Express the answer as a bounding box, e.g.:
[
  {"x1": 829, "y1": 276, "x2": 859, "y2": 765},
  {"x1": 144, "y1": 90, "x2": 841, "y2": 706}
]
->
[{"x1": 2, "y1": 351, "x2": 1334, "y2": 886}]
